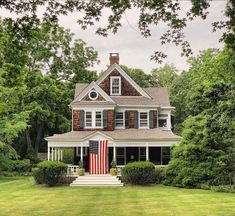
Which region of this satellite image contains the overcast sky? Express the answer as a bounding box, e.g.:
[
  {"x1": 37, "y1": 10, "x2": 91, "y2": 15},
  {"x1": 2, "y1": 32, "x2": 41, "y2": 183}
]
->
[{"x1": 0, "y1": 1, "x2": 227, "y2": 73}]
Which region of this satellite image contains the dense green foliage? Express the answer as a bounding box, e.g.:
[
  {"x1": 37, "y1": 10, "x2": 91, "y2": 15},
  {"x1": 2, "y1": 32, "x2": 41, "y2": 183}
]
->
[
  {"x1": 154, "y1": 167, "x2": 166, "y2": 184},
  {"x1": 0, "y1": 19, "x2": 98, "y2": 169},
  {"x1": 33, "y1": 161, "x2": 67, "y2": 186},
  {"x1": 165, "y1": 49, "x2": 235, "y2": 188},
  {"x1": 121, "y1": 161, "x2": 155, "y2": 185},
  {"x1": 0, "y1": 1, "x2": 234, "y2": 63}
]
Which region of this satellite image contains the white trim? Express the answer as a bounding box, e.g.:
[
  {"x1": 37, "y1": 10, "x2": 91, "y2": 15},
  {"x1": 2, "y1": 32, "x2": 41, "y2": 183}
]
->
[
  {"x1": 110, "y1": 76, "x2": 121, "y2": 95},
  {"x1": 85, "y1": 110, "x2": 103, "y2": 129},
  {"x1": 96, "y1": 64, "x2": 151, "y2": 98},
  {"x1": 70, "y1": 81, "x2": 115, "y2": 104},
  {"x1": 88, "y1": 90, "x2": 99, "y2": 100},
  {"x1": 139, "y1": 111, "x2": 149, "y2": 128},
  {"x1": 115, "y1": 111, "x2": 125, "y2": 129}
]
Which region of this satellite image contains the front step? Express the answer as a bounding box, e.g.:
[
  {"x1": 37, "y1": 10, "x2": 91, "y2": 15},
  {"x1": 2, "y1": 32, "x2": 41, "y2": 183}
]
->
[{"x1": 70, "y1": 174, "x2": 123, "y2": 187}]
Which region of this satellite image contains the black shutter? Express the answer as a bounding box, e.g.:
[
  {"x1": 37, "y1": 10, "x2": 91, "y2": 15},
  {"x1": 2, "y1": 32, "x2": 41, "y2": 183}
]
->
[
  {"x1": 125, "y1": 111, "x2": 129, "y2": 129},
  {"x1": 134, "y1": 111, "x2": 139, "y2": 129},
  {"x1": 103, "y1": 110, "x2": 108, "y2": 129},
  {"x1": 149, "y1": 110, "x2": 154, "y2": 129},
  {"x1": 80, "y1": 110, "x2": 84, "y2": 129}
]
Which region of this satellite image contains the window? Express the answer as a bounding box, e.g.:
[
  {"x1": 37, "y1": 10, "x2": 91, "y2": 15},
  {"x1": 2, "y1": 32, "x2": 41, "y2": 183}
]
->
[
  {"x1": 139, "y1": 112, "x2": 148, "y2": 128},
  {"x1": 158, "y1": 114, "x2": 168, "y2": 128},
  {"x1": 89, "y1": 90, "x2": 98, "y2": 100},
  {"x1": 95, "y1": 111, "x2": 102, "y2": 127},
  {"x1": 110, "y1": 76, "x2": 121, "y2": 95},
  {"x1": 85, "y1": 112, "x2": 92, "y2": 127},
  {"x1": 85, "y1": 111, "x2": 103, "y2": 128},
  {"x1": 162, "y1": 147, "x2": 171, "y2": 165},
  {"x1": 116, "y1": 147, "x2": 125, "y2": 165},
  {"x1": 115, "y1": 112, "x2": 124, "y2": 128}
]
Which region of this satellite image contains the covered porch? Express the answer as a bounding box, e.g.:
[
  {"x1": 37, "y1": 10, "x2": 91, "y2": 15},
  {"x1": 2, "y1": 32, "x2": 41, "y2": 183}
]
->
[{"x1": 45, "y1": 130, "x2": 180, "y2": 174}]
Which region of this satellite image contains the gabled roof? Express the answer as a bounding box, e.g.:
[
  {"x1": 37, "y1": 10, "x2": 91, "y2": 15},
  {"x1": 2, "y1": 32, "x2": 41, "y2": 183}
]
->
[
  {"x1": 70, "y1": 81, "x2": 115, "y2": 106},
  {"x1": 96, "y1": 63, "x2": 151, "y2": 98}
]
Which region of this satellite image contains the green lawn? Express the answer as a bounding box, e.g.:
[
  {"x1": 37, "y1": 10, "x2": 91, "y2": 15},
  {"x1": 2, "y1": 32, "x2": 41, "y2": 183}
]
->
[{"x1": 0, "y1": 176, "x2": 234, "y2": 216}]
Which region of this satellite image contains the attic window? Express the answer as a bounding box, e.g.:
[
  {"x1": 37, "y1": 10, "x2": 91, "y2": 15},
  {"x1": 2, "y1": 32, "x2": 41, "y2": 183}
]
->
[
  {"x1": 110, "y1": 76, "x2": 121, "y2": 95},
  {"x1": 89, "y1": 90, "x2": 98, "y2": 100}
]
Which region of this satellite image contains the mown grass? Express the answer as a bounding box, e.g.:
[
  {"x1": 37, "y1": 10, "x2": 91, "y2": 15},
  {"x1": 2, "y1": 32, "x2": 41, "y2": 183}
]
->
[{"x1": 0, "y1": 176, "x2": 234, "y2": 216}]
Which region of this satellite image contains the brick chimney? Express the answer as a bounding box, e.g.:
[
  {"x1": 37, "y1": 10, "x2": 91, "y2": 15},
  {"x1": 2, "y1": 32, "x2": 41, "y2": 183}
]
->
[{"x1": 109, "y1": 53, "x2": 119, "y2": 65}]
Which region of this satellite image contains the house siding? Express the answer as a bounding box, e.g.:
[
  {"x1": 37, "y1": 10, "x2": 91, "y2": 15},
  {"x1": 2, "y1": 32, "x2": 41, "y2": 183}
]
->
[
  {"x1": 99, "y1": 69, "x2": 141, "y2": 96},
  {"x1": 73, "y1": 110, "x2": 81, "y2": 131},
  {"x1": 81, "y1": 92, "x2": 106, "y2": 101}
]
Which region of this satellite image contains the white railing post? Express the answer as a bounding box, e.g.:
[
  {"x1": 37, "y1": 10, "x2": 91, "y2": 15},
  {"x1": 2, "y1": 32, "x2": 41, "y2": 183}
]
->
[{"x1": 61, "y1": 149, "x2": 63, "y2": 161}]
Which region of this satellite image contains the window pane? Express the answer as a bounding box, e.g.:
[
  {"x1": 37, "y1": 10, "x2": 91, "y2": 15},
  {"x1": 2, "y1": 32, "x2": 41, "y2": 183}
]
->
[
  {"x1": 158, "y1": 119, "x2": 167, "y2": 127},
  {"x1": 140, "y1": 112, "x2": 148, "y2": 127},
  {"x1": 85, "y1": 112, "x2": 92, "y2": 127},
  {"x1": 111, "y1": 77, "x2": 120, "y2": 94},
  {"x1": 115, "y1": 112, "x2": 123, "y2": 127},
  {"x1": 95, "y1": 111, "x2": 102, "y2": 127}
]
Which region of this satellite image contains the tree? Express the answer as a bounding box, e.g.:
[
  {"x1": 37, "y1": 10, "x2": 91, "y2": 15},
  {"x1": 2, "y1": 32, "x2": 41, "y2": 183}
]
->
[
  {"x1": 165, "y1": 48, "x2": 235, "y2": 187},
  {"x1": 0, "y1": 64, "x2": 29, "y2": 170},
  {"x1": 0, "y1": 1, "x2": 234, "y2": 62},
  {"x1": 150, "y1": 64, "x2": 178, "y2": 89},
  {"x1": 120, "y1": 65, "x2": 151, "y2": 87},
  {"x1": 0, "y1": 19, "x2": 99, "y2": 160}
]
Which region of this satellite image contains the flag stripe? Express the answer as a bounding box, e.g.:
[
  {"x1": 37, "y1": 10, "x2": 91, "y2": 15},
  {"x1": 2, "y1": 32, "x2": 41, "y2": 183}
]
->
[{"x1": 89, "y1": 140, "x2": 108, "y2": 174}]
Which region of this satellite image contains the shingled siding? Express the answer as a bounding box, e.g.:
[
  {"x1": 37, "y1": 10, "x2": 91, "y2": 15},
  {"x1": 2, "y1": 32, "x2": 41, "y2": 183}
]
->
[
  {"x1": 99, "y1": 69, "x2": 141, "y2": 96},
  {"x1": 106, "y1": 110, "x2": 114, "y2": 131},
  {"x1": 129, "y1": 111, "x2": 135, "y2": 128},
  {"x1": 81, "y1": 92, "x2": 105, "y2": 101},
  {"x1": 73, "y1": 110, "x2": 81, "y2": 131}
]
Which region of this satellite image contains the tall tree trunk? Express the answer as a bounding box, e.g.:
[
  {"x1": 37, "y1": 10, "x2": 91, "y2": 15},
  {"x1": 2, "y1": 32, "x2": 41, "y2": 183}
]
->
[
  {"x1": 25, "y1": 128, "x2": 33, "y2": 153},
  {"x1": 35, "y1": 123, "x2": 43, "y2": 154}
]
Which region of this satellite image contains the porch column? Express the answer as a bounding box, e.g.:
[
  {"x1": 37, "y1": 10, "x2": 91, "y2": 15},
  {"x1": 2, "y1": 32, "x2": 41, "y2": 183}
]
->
[
  {"x1": 55, "y1": 148, "x2": 57, "y2": 161},
  {"x1": 52, "y1": 147, "x2": 54, "y2": 161},
  {"x1": 113, "y1": 144, "x2": 116, "y2": 163},
  {"x1": 60, "y1": 149, "x2": 63, "y2": 161},
  {"x1": 47, "y1": 146, "x2": 50, "y2": 161},
  {"x1": 146, "y1": 143, "x2": 149, "y2": 161},
  {"x1": 58, "y1": 148, "x2": 60, "y2": 161},
  {"x1": 80, "y1": 143, "x2": 83, "y2": 162}
]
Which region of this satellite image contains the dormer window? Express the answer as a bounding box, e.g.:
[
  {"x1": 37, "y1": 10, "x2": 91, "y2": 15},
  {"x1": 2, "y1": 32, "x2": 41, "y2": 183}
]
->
[{"x1": 110, "y1": 76, "x2": 121, "y2": 95}]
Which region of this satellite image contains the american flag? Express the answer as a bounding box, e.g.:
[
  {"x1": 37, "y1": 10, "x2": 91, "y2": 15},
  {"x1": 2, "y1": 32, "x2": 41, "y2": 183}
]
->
[{"x1": 89, "y1": 140, "x2": 108, "y2": 174}]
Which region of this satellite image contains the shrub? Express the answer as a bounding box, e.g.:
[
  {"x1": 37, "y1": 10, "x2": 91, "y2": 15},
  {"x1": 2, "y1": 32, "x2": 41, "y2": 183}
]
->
[
  {"x1": 154, "y1": 167, "x2": 165, "y2": 184},
  {"x1": 121, "y1": 161, "x2": 155, "y2": 185},
  {"x1": 110, "y1": 168, "x2": 117, "y2": 176},
  {"x1": 211, "y1": 185, "x2": 235, "y2": 193},
  {"x1": 34, "y1": 161, "x2": 67, "y2": 186},
  {"x1": 11, "y1": 159, "x2": 32, "y2": 173},
  {"x1": 77, "y1": 168, "x2": 85, "y2": 176},
  {"x1": 32, "y1": 167, "x2": 44, "y2": 184}
]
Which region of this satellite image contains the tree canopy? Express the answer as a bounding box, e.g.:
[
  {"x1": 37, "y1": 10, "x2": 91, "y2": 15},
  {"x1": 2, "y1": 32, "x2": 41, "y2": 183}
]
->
[{"x1": 0, "y1": 0, "x2": 234, "y2": 62}]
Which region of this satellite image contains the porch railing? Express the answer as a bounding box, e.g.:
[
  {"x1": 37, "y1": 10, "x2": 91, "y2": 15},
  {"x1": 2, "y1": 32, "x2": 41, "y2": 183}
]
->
[{"x1": 67, "y1": 164, "x2": 79, "y2": 175}]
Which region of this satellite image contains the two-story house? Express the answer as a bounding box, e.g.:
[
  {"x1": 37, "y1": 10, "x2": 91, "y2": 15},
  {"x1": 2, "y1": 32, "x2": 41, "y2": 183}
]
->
[{"x1": 45, "y1": 53, "x2": 181, "y2": 173}]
